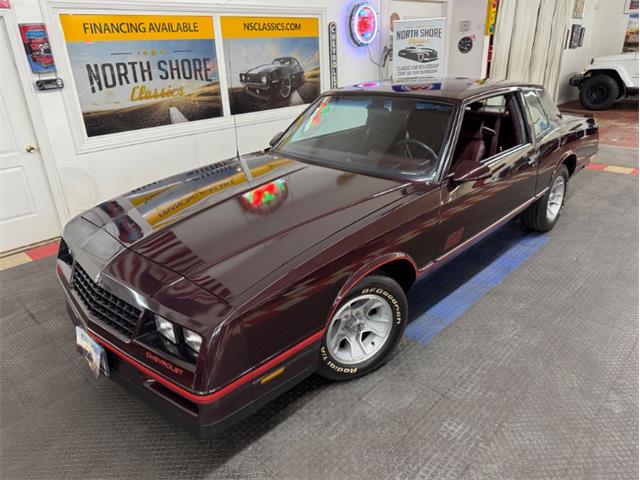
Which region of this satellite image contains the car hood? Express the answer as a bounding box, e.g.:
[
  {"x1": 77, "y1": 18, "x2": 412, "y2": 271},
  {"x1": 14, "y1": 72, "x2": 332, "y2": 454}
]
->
[
  {"x1": 593, "y1": 53, "x2": 636, "y2": 64},
  {"x1": 245, "y1": 64, "x2": 280, "y2": 75},
  {"x1": 80, "y1": 153, "x2": 408, "y2": 304}
]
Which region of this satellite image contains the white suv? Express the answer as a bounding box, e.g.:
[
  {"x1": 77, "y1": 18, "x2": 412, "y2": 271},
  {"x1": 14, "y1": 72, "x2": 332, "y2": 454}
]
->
[{"x1": 570, "y1": 52, "x2": 639, "y2": 110}]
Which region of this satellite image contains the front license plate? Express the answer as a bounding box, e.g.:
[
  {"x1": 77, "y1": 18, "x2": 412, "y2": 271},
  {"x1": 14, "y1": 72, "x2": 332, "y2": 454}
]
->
[{"x1": 75, "y1": 326, "x2": 109, "y2": 378}]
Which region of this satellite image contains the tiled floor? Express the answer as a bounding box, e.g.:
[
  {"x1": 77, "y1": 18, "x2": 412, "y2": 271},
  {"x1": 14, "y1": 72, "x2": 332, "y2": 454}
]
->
[{"x1": 559, "y1": 99, "x2": 639, "y2": 148}]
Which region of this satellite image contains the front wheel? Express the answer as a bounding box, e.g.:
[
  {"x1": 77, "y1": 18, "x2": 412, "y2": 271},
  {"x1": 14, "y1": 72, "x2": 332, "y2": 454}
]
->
[
  {"x1": 579, "y1": 74, "x2": 619, "y2": 110},
  {"x1": 521, "y1": 164, "x2": 569, "y2": 232},
  {"x1": 318, "y1": 273, "x2": 408, "y2": 381}
]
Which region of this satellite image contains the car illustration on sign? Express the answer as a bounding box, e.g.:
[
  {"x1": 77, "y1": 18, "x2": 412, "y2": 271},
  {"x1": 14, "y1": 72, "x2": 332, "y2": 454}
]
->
[
  {"x1": 397, "y1": 45, "x2": 439, "y2": 63},
  {"x1": 57, "y1": 79, "x2": 598, "y2": 437},
  {"x1": 239, "y1": 56, "x2": 305, "y2": 100}
]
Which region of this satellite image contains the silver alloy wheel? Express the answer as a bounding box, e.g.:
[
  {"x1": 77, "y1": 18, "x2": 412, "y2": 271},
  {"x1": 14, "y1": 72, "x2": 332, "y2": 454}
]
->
[
  {"x1": 326, "y1": 294, "x2": 393, "y2": 365},
  {"x1": 546, "y1": 175, "x2": 566, "y2": 222},
  {"x1": 279, "y1": 76, "x2": 292, "y2": 98}
]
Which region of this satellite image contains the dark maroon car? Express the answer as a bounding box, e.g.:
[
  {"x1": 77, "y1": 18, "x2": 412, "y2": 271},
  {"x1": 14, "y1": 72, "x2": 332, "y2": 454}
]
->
[{"x1": 57, "y1": 79, "x2": 598, "y2": 437}]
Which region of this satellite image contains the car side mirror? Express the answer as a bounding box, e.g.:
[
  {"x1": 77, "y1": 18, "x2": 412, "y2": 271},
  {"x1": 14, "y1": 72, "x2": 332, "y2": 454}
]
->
[
  {"x1": 269, "y1": 131, "x2": 284, "y2": 148},
  {"x1": 449, "y1": 160, "x2": 492, "y2": 182}
]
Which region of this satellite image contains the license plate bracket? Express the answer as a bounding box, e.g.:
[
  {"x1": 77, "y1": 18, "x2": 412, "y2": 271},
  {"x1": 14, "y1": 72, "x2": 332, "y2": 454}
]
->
[{"x1": 75, "y1": 326, "x2": 109, "y2": 377}]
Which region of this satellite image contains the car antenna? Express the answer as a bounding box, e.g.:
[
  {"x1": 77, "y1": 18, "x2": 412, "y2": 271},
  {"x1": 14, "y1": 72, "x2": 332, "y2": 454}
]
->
[{"x1": 232, "y1": 98, "x2": 253, "y2": 182}]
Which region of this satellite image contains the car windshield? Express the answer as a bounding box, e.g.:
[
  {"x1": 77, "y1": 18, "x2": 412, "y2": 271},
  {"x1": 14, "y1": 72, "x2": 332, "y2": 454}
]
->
[{"x1": 273, "y1": 95, "x2": 454, "y2": 180}]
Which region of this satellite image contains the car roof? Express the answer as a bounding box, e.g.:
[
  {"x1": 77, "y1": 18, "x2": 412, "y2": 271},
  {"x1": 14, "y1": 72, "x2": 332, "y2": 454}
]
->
[{"x1": 326, "y1": 78, "x2": 544, "y2": 102}]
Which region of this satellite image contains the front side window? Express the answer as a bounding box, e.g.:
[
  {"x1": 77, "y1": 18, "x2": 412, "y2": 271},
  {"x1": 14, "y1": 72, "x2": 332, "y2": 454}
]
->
[
  {"x1": 450, "y1": 93, "x2": 525, "y2": 169},
  {"x1": 274, "y1": 95, "x2": 454, "y2": 180},
  {"x1": 523, "y1": 90, "x2": 552, "y2": 138}
]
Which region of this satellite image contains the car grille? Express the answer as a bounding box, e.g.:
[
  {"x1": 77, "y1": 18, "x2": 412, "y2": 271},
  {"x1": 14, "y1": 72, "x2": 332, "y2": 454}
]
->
[
  {"x1": 245, "y1": 74, "x2": 264, "y2": 83},
  {"x1": 72, "y1": 264, "x2": 141, "y2": 339}
]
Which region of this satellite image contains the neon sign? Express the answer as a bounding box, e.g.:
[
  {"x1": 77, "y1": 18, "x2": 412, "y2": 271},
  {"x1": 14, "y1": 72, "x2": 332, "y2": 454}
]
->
[{"x1": 349, "y1": 2, "x2": 378, "y2": 47}]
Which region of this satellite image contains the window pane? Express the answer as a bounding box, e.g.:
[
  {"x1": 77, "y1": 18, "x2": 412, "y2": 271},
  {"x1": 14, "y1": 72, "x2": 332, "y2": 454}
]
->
[
  {"x1": 523, "y1": 90, "x2": 551, "y2": 138},
  {"x1": 277, "y1": 95, "x2": 454, "y2": 179}
]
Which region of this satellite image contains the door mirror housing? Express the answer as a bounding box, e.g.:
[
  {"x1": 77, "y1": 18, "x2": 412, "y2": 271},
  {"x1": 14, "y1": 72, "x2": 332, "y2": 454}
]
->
[
  {"x1": 269, "y1": 131, "x2": 284, "y2": 148},
  {"x1": 449, "y1": 160, "x2": 492, "y2": 182}
]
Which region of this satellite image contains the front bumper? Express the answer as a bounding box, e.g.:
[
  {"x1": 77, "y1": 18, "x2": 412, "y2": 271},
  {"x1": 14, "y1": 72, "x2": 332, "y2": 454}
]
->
[
  {"x1": 57, "y1": 261, "x2": 319, "y2": 437},
  {"x1": 569, "y1": 73, "x2": 584, "y2": 87},
  {"x1": 240, "y1": 82, "x2": 279, "y2": 100}
]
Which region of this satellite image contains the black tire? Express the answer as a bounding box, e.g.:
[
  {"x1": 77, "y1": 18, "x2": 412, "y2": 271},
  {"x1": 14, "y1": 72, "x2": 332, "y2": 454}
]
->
[
  {"x1": 521, "y1": 164, "x2": 569, "y2": 232},
  {"x1": 318, "y1": 273, "x2": 408, "y2": 381},
  {"x1": 579, "y1": 74, "x2": 619, "y2": 110},
  {"x1": 278, "y1": 75, "x2": 292, "y2": 99}
]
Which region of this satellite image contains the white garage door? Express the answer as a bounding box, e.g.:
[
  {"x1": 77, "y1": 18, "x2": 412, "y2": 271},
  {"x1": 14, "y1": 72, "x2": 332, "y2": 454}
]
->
[{"x1": 0, "y1": 19, "x2": 60, "y2": 253}]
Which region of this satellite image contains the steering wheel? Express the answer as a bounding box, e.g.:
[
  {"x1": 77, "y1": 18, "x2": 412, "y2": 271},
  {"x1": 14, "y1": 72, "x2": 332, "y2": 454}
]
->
[{"x1": 394, "y1": 138, "x2": 438, "y2": 165}]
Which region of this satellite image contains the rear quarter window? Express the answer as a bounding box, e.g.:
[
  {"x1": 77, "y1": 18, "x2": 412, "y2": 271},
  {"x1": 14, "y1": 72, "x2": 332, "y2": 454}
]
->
[{"x1": 523, "y1": 90, "x2": 552, "y2": 138}]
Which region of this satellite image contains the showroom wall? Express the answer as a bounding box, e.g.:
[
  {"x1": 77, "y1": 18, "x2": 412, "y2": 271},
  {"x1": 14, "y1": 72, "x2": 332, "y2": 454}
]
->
[
  {"x1": 5, "y1": 0, "x2": 491, "y2": 245},
  {"x1": 557, "y1": 0, "x2": 634, "y2": 103},
  {"x1": 382, "y1": 0, "x2": 489, "y2": 79},
  {"x1": 9, "y1": 0, "x2": 384, "y2": 222}
]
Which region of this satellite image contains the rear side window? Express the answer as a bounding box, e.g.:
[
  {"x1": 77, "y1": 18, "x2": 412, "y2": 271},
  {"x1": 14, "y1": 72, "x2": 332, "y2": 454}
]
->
[{"x1": 523, "y1": 90, "x2": 551, "y2": 138}]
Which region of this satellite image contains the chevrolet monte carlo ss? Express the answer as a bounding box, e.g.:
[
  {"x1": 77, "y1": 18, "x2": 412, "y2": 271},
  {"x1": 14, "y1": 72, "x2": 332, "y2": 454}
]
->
[{"x1": 57, "y1": 79, "x2": 598, "y2": 437}]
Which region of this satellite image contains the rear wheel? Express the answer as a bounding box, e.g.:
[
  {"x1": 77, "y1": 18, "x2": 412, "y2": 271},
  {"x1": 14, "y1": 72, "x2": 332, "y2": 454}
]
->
[
  {"x1": 521, "y1": 164, "x2": 568, "y2": 232},
  {"x1": 579, "y1": 74, "x2": 619, "y2": 110},
  {"x1": 318, "y1": 273, "x2": 407, "y2": 381}
]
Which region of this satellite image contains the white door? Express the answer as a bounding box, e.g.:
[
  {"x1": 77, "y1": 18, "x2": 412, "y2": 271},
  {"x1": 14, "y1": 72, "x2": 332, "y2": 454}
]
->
[{"x1": 0, "y1": 19, "x2": 60, "y2": 253}]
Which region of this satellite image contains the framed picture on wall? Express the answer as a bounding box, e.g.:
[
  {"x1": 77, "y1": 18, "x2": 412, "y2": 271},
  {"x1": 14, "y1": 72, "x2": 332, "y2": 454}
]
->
[
  {"x1": 578, "y1": 26, "x2": 586, "y2": 47},
  {"x1": 58, "y1": 13, "x2": 223, "y2": 137},
  {"x1": 569, "y1": 24, "x2": 582, "y2": 48},
  {"x1": 623, "y1": 13, "x2": 639, "y2": 52},
  {"x1": 572, "y1": 0, "x2": 586, "y2": 19},
  {"x1": 221, "y1": 16, "x2": 321, "y2": 115},
  {"x1": 625, "y1": 0, "x2": 639, "y2": 13}
]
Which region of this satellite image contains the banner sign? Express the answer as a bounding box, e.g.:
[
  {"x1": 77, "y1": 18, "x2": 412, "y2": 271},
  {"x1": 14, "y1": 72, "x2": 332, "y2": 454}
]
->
[
  {"x1": 485, "y1": 0, "x2": 498, "y2": 35},
  {"x1": 392, "y1": 18, "x2": 446, "y2": 81},
  {"x1": 221, "y1": 16, "x2": 320, "y2": 115},
  {"x1": 19, "y1": 24, "x2": 55, "y2": 73},
  {"x1": 59, "y1": 14, "x2": 222, "y2": 137},
  {"x1": 328, "y1": 22, "x2": 338, "y2": 89}
]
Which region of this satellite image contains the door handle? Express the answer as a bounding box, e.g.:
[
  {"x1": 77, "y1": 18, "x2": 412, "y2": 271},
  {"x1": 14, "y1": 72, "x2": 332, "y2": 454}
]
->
[
  {"x1": 527, "y1": 154, "x2": 539, "y2": 166},
  {"x1": 25, "y1": 144, "x2": 38, "y2": 153}
]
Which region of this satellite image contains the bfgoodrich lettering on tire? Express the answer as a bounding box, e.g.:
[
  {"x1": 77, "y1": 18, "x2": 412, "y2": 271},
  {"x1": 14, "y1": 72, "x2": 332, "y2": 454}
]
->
[{"x1": 318, "y1": 273, "x2": 408, "y2": 381}]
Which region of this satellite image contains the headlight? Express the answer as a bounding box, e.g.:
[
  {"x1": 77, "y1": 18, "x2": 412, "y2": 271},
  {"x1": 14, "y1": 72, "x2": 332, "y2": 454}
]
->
[
  {"x1": 183, "y1": 328, "x2": 202, "y2": 353},
  {"x1": 155, "y1": 316, "x2": 177, "y2": 344},
  {"x1": 260, "y1": 75, "x2": 267, "y2": 84}
]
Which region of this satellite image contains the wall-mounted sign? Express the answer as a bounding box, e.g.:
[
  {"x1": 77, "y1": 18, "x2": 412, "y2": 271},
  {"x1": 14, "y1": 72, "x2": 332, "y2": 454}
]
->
[
  {"x1": 349, "y1": 2, "x2": 378, "y2": 46},
  {"x1": 19, "y1": 24, "x2": 55, "y2": 73},
  {"x1": 458, "y1": 35, "x2": 474, "y2": 53},
  {"x1": 36, "y1": 78, "x2": 64, "y2": 91},
  {"x1": 624, "y1": 0, "x2": 639, "y2": 14},
  {"x1": 393, "y1": 18, "x2": 446, "y2": 80},
  {"x1": 221, "y1": 16, "x2": 320, "y2": 115},
  {"x1": 59, "y1": 14, "x2": 222, "y2": 137},
  {"x1": 328, "y1": 22, "x2": 338, "y2": 89},
  {"x1": 572, "y1": 0, "x2": 586, "y2": 19},
  {"x1": 624, "y1": 13, "x2": 639, "y2": 52},
  {"x1": 485, "y1": 0, "x2": 498, "y2": 35},
  {"x1": 569, "y1": 23, "x2": 581, "y2": 48}
]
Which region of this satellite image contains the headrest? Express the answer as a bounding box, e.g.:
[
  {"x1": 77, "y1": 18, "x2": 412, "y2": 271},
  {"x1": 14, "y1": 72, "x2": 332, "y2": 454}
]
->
[{"x1": 460, "y1": 118, "x2": 484, "y2": 140}]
